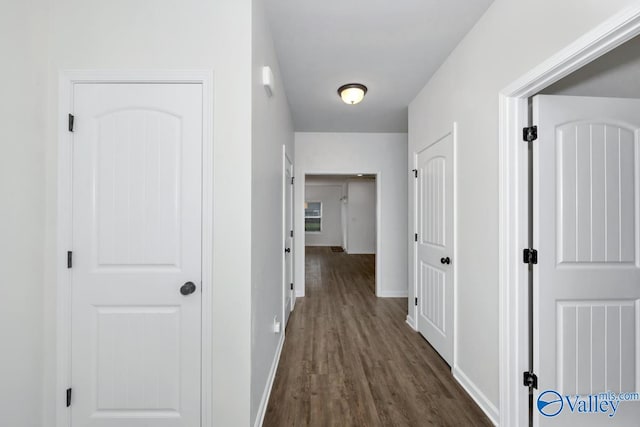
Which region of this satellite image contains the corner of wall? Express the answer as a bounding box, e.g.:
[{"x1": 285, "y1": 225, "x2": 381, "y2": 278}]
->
[
  {"x1": 405, "y1": 315, "x2": 417, "y2": 330},
  {"x1": 452, "y1": 365, "x2": 499, "y2": 426},
  {"x1": 253, "y1": 333, "x2": 285, "y2": 427}
]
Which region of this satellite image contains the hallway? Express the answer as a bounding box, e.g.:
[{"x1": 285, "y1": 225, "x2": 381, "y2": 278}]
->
[{"x1": 264, "y1": 247, "x2": 491, "y2": 426}]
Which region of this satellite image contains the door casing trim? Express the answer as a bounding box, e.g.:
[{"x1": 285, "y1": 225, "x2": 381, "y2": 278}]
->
[
  {"x1": 56, "y1": 70, "x2": 214, "y2": 427},
  {"x1": 298, "y1": 171, "x2": 382, "y2": 296},
  {"x1": 282, "y1": 145, "x2": 295, "y2": 326},
  {"x1": 498, "y1": 6, "x2": 640, "y2": 426}
]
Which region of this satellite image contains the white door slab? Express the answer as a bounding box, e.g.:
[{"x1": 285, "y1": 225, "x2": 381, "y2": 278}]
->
[
  {"x1": 284, "y1": 151, "x2": 295, "y2": 324},
  {"x1": 71, "y1": 83, "x2": 203, "y2": 426},
  {"x1": 415, "y1": 132, "x2": 454, "y2": 365},
  {"x1": 533, "y1": 95, "x2": 640, "y2": 426}
]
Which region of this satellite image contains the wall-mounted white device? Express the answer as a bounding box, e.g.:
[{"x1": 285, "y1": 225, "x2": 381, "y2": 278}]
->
[
  {"x1": 273, "y1": 315, "x2": 281, "y2": 334},
  {"x1": 262, "y1": 66, "x2": 275, "y2": 97}
]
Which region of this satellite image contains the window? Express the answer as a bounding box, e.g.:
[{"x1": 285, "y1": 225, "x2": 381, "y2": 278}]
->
[{"x1": 305, "y1": 201, "x2": 322, "y2": 232}]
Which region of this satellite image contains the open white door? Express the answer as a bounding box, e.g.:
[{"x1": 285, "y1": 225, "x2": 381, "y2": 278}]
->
[
  {"x1": 533, "y1": 95, "x2": 640, "y2": 426},
  {"x1": 415, "y1": 131, "x2": 454, "y2": 365},
  {"x1": 284, "y1": 150, "x2": 295, "y2": 324},
  {"x1": 71, "y1": 83, "x2": 202, "y2": 426}
]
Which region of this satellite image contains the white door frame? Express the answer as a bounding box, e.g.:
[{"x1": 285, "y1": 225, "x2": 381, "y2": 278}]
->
[
  {"x1": 300, "y1": 172, "x2": 382, "y2": 296},
  {"x1": 282, "y1": 145, "x2": 295, "y2": 324},
  {"x1": 410, "y1": 124, "x2": 458, "y2": 368},
  {"x1": 498, "y1": 7, "x2": 640, "y2": 426},
  {"x1": 56, "y1": 70, "x2": 214, "y2": 427}
]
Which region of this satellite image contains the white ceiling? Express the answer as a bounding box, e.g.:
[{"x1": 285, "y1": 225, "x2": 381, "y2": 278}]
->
[
  {"x1": 306, "y1": 174, "x2": 376, "y2": 183},
  {"x1": 265, "y1": 0, "x2": 494, "y2": 133}
]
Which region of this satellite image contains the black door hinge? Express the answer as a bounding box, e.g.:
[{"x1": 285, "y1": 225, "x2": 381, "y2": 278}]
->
[
  {"x1": 291, "y1": 177, "x2": 295, "y2": 185},
  {"x1": 523, "y1": 125, "x2": 537, "y2": 142},
  {"x1": 66, "y1": 388, "x2": 72, "y2": 407},
  {"x1": 67, "y1": 251, "x2": 73, "y2": 268},
  {"x1": 523, "y1": 371, "x2": 538, "y2": 389},
  {"x1": 68, "y1": 114, "x2": 75, "y2": 132},
  {"x1": 523, "y1": 248, "x2": 538, "y2": 265},
  {"x1": 414, "y1": 297, "x2": 418, "y2": 306},
  {"x1": 414, "y1": 233, "x2": 418, "y2": 242},
  {"x1": 412, "y1": 169, "x2": 418, "y2": 178},
  {"x1": 290, "y1": 283, "x2": 294, "y2": 290},
  {"x1": 290, "y1": 230, "x2": 294, "y2": 238}
]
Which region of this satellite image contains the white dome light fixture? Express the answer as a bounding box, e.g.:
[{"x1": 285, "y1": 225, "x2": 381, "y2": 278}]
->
[{"x1": 338, "y1": 83, "x2": 367, "y2": 105}]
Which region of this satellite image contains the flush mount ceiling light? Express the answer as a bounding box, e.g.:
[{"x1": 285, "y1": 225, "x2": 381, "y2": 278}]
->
[{"x1": 338, "y1": 83, "x2": 367, "y2": 105}]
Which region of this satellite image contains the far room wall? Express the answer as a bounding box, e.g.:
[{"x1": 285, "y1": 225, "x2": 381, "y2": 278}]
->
[
  {"x1": 346, "y1": 180, "x2": 376, "y2": 254},
  {"x1": 295, "y1": 132, "x2": 407, "y2": 298},
  {"x1": 305, "y1": 181, "x2": 343, "y2": 247},
  {"x1": 304, "y1": 177, "x2": 376, "y2": 253}
]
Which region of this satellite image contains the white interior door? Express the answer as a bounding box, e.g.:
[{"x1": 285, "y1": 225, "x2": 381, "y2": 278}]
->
[
  {"x1": 284, "y1": 151, "x2": 295, "y2": 324},
  {"x1": 71, "y1": 83, "x2": 203, "y2": 426},
  {"x1": 533, "y1": 95, "x2": 640, "y2": 426},
  {"x1": 415, "y1": 132, "x2": 454, "y2": 365}
]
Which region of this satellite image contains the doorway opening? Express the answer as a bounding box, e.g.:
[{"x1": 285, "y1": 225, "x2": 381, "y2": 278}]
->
[
  {"x1": 304, "y1": 174, "x2": 378, "y2": 295},
  {"x1": 527, "y1": 34, "x2": 640, "y2": 427},
  {"x1": 411, "y1": 127, "x2": 456, "y2": 368},
  {"x1": 499, "y1": 11, "x2": 640, "y2": 427}
]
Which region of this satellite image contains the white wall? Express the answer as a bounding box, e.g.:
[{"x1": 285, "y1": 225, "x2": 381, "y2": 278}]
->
[
  {"x1": 250, "y1": 0, "x2": 295, "y2": 424},
  {"x1": 40, "y1": 0, "x2": 256, "y2": 425},
  {"x1": 408, "y1": 0, "x2": 640, "y2": 421},
  {"x1": 542, "y1": 35, "x2": 640, "y2": 97},
  {"x1": 295, "y1": 133, "x2": 407, "y2": 298},
  {"x1": 346, "y1": 180, "x2": 376, "y2": 254},
  {"x1": 0, "y1": 1, "x2": 46, "y2": 425},
  {"x1": 340, "y1": 182, "x2": 348, "y2": 249},
  {"x1": 304, "y1": 184, "x2": 343, "y2": 246}
]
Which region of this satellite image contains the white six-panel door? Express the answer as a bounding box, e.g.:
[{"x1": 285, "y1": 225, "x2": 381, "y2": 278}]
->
[
  {"x1": 533, "y1": 95, "x2": 640, "y2": 426},
  {"x1": 416, "y1": 131, "x2": 454, "y2": 365},
  {"x1": 71, "y1": 83, "x2": 203, "y2": 426}
]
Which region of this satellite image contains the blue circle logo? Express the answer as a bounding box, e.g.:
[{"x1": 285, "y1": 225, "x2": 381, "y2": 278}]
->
[{"x1": 538, "y1": 390, "x2": 564, "y2": 417}]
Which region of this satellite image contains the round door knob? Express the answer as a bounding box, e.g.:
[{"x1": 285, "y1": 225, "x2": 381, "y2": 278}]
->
[
  {"x1": 285, "y1": 248, "x2": 291, "y2": 253},
  {"x1": 180, "y1": 281, "x2": 197, "y2": 296},
  {"x1": 440, "y1": 257, "x2": 451, "y2": 265}
]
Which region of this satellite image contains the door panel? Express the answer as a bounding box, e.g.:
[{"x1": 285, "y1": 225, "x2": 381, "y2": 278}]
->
[
  {"x1": 95, "y1": 306, "x2": 181, "y2": 412},
  {"x1": 420, "y1": 263, "x2": 445, "y2": 334},
  {"x1": 556, "y1": 123, "x2": 636, "y2": 264},
  {"x1": 95, "y1": 109, "x2": 182, "y2": 267},
  {"x1": 533, "y1": 95, "x2": 640, "y2": 426},
  {"x1": 71, "y1": 83, "x2": 202, "y2": 426},
  {"x1": 556, "y1": 301, "x2": 636, "y2": 396},
  {"x1": 416, "y1": 131, "x2": 454, "y2": 365}
]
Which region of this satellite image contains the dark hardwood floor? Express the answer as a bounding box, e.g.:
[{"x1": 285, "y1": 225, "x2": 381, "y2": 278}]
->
[{"x1": 263, "y1": 246, "x2": 492, "y2": 427}]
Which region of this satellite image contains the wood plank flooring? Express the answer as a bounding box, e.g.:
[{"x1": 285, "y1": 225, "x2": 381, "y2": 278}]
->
[{"x1": 263, "y1": 247, "x2": 492, "y2": 427}]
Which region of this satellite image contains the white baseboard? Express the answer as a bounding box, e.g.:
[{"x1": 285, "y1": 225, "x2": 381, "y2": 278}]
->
[
  {"x1": 452, "y1": 365, "x2": 499, "y2": 426},
  {"x1": 377, "y1": 290, "x2": 408, "y2": 298},
  {"x1": 254, "y1": 333, "x2": 285, "y2": 427},
  {"x1": 295, "y1": 289, "x2": 305, "y2": 298},
  {"x1": 405, "y1": 315, "x2": 416, "y2": 330}
]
